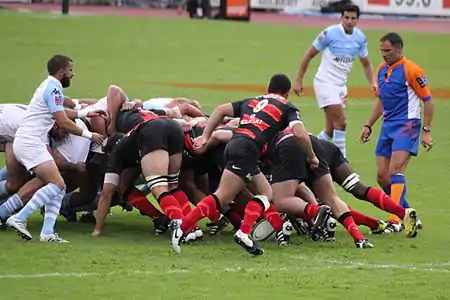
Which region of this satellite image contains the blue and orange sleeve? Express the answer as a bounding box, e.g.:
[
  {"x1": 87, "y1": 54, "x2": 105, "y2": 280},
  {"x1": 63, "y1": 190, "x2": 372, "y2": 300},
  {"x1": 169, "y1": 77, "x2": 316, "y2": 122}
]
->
[{"x1": 404, "y1": 61, "x2": 432, "y2": 101}]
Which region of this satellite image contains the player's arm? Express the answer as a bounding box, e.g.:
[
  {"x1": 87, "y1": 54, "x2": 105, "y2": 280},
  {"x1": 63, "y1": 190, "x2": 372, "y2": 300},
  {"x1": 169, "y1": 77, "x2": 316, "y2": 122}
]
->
[
  {"x1": 205, "y1": 129, "x2": 233, "y2": 151},
  {"x1": 358, "y1": 37, "x2": 377, "y2": 89},
  {"x1": 365, "y1": 99, "x2": 383, "y2": 127},
  {"x1": 407, "y1": 63, "x2": 434, "y2": 128},
  {"x1": 63, "y1": 96, "x2": 98, "y2": 110},
  {"x1": 360, "y1": 57, "x2": 376, "y2": 89},
  {"x1": 177, "y1": 103, "x2": 205, "y2": 118},
  {"x1": 423, "y1": 98, "x2": 434, "y2": 129},
  {"x1": 295, "y1": 46, "x2": 320, "y2": 84},
  {"x1": 294, "y1": 29, "x2": 328, "y2": 94},
  {"x1": 92, "y1": 175, "x2": 118, "y2": 236},
  {"x1": 52, "y1": 149, "x2": 84, "y2": 172},
  {"x1": 201, "y1": 102, "x2": 236, "y2": 141},
  {"x1": 286, "y1": 107, "x2": 316, "y2": 159},
  {"x1": 359, "y1": 98, "x2": 383, "y2": 143},
  {"x1": 55, "y1": 109, "x2": 104, "y2": 143},
  {"x1": 92, "y1": 148, "x2": 126, "y2": 236},
  {"x1": 50, "y1": 93, "x2": 104, "y2": 142}
]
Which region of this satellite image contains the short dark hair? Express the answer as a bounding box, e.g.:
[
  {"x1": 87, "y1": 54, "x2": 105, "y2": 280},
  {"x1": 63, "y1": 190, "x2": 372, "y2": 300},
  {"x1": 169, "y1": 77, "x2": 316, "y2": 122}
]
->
[
  {"x1": 268, "y1": 74, "x2": 291, "y2": 95},
  {"x1": 380, "y1": 32, "x2": 404, "y2": 47},
  {"x1": 47, "y1": 55, "x2": 72, "y2": 75},
  {"x1": 341, "y1": 4, "x2": 360, "y2": 18}
]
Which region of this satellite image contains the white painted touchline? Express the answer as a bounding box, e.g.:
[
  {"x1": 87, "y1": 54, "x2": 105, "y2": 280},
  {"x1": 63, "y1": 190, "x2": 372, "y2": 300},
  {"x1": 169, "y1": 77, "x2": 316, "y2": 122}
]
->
[
  {"x1": 292, "y1": 255, "x2": 450, "y2": 273},
  {"x1": 2, "y1": 259, "x2": 450, "y2": 280}
]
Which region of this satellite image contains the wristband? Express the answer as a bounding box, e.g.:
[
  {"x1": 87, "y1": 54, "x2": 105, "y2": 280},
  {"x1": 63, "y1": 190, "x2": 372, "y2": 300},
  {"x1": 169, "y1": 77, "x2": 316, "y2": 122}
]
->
[
  {"x1": 74, "y1": 104, "x2": 82, "y2": 111},
  {"x1": 81, "y1": 130, "x2": 93, "y2": 139},
  {"x1": 72, "y1": 99, "x2": 79, "y2": 105},
  {"x1": 77, "y1": 109, "x2": 89, "y2": 118},
  {"x1": 364, "y1": 124, "x2": 372, "y2": 134}
]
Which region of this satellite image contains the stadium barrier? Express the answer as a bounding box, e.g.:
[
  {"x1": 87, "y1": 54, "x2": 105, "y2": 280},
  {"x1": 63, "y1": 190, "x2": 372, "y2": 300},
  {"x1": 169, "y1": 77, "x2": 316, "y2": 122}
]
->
[{"x1": 1, "y1": 0, "x2": 449, "y2": 17}]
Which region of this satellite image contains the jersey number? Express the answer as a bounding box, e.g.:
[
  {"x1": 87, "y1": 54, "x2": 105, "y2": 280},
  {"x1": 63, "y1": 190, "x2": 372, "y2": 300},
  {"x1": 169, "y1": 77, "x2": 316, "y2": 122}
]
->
[{"x1": 252, "y1": 99, "x2": 269, "y2": 113}]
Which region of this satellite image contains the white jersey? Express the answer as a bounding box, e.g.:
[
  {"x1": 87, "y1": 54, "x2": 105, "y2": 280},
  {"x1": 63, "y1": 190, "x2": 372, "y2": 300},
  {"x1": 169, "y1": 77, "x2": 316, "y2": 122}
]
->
[
  {"x1": 91, "y1": 96, "x2": 108, "y2": 111},
  {"x1": 0, "y1": 104, "x2": 28, "y2": 142},
  {"x1": 143, "y1": 97, "x2": 173, "y2": 110},
  {"x1": 15, "y1": 76, "x2": 65, "y2": 143},
  {"x1": 52, "y1": 119, "x2": 91, "y2": 164},
  {"x1": 313, "y1": 24, "x2": 368, "y2": 86}
]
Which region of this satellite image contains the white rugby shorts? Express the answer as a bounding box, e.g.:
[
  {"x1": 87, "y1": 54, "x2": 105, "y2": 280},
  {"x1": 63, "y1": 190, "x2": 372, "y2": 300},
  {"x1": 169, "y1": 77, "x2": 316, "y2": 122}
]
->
[
  {"x1": 13, "y1": 137, "x2": 53, "y2": 171},
  {"x1": 313, "y1": 78, "x2": 348, "y2": 109}
]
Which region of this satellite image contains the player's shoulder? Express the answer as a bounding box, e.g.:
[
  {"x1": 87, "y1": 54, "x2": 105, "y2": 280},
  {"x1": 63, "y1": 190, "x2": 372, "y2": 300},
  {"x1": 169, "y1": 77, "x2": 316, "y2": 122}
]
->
[
  {"x1": 353, "y1": 28, "x2": 367, "y2": 40},
  {"x1": 324, "y1": 24, "x2": 341, "y2": 33},
  {"x1": 376, "y1": 61, "x2": 387, "y2": 74},
  {"x1": 403, "y1": 58, "x2": 425, "y2": 73},
  {"x1": 320, "y1": 24, "x2": 342, "y2": 38},
  {"x1": 42, "y1": 77, "x2": 63, "y2": 95}
]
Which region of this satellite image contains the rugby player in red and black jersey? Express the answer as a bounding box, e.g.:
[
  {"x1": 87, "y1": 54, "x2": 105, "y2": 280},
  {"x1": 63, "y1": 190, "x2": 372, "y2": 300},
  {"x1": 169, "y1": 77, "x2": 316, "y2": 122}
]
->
[
  {"x1": 91, "y1": 108, "x2": 195, "y2": 238},
  {"x1": 263, "y1": 129, "x2": 374, "y2": 248},
  {"x1": 171, "y1": 74, "x2": 323, "y2": 255}
]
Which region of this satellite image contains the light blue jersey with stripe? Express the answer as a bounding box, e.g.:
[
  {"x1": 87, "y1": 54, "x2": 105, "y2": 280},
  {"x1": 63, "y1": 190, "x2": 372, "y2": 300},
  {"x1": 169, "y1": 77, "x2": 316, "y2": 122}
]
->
[{"x1": 312, "y1": 24, "x2": 368, "y2": 86}]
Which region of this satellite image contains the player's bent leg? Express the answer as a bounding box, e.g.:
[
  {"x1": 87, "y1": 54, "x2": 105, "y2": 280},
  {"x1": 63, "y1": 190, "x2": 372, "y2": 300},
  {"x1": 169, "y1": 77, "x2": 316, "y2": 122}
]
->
[
  {"x1": 318, "y1": 113, "x2": 334, "y2": 141},
  {"x1": 247, "y1": 173, "x2": 293, "y2": 247},
  {"x1": 232, "y1": 172, "x2": 269, "y2": 255},
  {"x1": 348, "y1": 206, "x2": 387, "y2": 234},
  {"x1": 7, "y1": 161, "x2": 67, "y2": 242},
  {"x1": 388, "y1": 150, "x2": 417, "y2": 237},
  {"x1": 140, "y1": 150, "x2": 184, "y2": 222},
  {"x1": 295, "y1": 182, "x2": 319, "y2": 204},
  {"x1": 271, "y1": 179, "x2": 326, "y2": 245},
  {"x1": 333, "y1": 162, "x2": 414, "y2": 235},
  {"x1": 0, "y1": 177, "x2": 44, "y2": 227},
  {"x1": 182, "y1": 169, "x2": 243, "y2": 230},
  {"x1": 312, "y1": 174, "x2": 373, "y2": 249},
  {"x1": 168, "y1": 153, "x2": 203, "y2": 240},
  {"x1": 376, "y1": 156, "x2": 391, "y2": 193},
  {"x1": 1, "y1": 143, "x2": 29, "y2": 199},
  {"x1": 324, "y1": 104, "x2": 347, "y2": 157},
  {"x1": 32, "y1": 161, "x2": 68, "y2": 242}
]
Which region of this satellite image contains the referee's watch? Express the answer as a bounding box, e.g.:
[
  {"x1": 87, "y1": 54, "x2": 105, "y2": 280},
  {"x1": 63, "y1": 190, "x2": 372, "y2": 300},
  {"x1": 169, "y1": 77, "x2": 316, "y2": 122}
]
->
[{"x1": 422, "y1": 126, "x2": 431, "y2": 133}]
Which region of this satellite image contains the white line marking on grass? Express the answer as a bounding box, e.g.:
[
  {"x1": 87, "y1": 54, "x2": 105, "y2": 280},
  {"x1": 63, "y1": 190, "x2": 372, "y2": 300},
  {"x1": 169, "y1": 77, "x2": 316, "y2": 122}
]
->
[
  {"x1": 2, "y1": 258, "x2": 450, "y2": 279},
  {"x1": 292, "y1": 255, "x2": 450, "y2": 274}
]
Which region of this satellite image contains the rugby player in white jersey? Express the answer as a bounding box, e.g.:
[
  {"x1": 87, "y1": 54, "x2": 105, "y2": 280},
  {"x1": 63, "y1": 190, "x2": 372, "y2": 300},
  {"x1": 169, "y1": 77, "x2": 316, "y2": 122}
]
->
[
  {"x1": 293, "y1": 4, "x2": 377, "y2": 158},
  {"x1": 6, "y1": 55, "x2": 105, "y2": 243},
  {"x1": 0, "y1": 104, "x2": 30, "y2": 200}
]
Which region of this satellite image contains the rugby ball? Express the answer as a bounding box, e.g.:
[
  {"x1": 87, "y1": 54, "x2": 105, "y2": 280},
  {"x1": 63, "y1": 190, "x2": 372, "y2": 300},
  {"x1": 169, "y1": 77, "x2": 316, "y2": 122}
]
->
[{"x1": 251, "y1": 219, "x2": 276, "y2": 241}]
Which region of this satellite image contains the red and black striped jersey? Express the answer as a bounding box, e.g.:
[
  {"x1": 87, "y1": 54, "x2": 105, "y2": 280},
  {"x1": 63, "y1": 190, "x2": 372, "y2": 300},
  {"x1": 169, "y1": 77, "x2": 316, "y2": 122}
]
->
[
  {"x1": 231, "y1": 93, "x2": 301, "y2": 149},
  {"x1": 117, "y1": 108, "x2": 167, "y2": 134}
]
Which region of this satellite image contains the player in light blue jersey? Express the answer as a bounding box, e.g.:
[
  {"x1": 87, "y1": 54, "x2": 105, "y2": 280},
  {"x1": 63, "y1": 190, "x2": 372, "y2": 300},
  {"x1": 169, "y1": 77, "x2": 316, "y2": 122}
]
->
[
  {"x1": 4, "y1": 55, "x2": 106, "y2": 243},
  {"x1": 293, "y1": 4, "x2": 377, "y2": 158}
]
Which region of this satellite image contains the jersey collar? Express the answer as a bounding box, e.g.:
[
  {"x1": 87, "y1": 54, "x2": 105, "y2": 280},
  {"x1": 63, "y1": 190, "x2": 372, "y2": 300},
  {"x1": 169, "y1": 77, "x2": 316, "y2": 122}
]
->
[
  {"x1": 48, "y1": 76, "x2": 63, "y2": 89},
  {"x1": 339, "y1": 24, "x2": 356, "y2": 37},
  {"x1": 387, "y1": 56, "x2": 406, "y2": 69},
  {"x1": 264, "y1": 93, "x2": 287, "y2": 102}
]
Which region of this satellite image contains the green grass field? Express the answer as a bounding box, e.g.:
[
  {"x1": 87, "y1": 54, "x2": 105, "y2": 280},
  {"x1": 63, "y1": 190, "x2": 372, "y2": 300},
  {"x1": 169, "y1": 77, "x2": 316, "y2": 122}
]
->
[{"x1": 1, "y1": 10, "x2": 450, "y2": 300}]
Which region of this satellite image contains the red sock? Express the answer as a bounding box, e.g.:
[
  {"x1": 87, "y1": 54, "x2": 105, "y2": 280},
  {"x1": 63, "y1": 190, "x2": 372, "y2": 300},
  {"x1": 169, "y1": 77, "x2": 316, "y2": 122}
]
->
[
  {"x1": 337, "y1": 212, "x2": 365, "y2": 242},
  {"x1": 127, "y1": 188, "x2": 163, "y2": 219},
  {"x1": 180, "y1": 194, "x2": 220, "y2": 233},
  {"x1": 225, "y1": 209, "x2": 242, "y2": 230},
  {"x1": 366, "y1": 187, "x2": 405, "y2": 219},
  {"x1": 304, "y1": 203, "x2": 321, "y2": 219},
  {"x1": 240, "y1": 199, "x2": 264, "y2": 234},
  {"x1": 157, "y1": 192, "x2": 184, "y2": 220},
  {"x1": 171, "y1": 188, "x2": 193, "y2": 216},
  {"x1": 262, "y1": 204, "x2": 283, "y2": 232},
  {"x1": 348, "y1": 206, "x2": 378, "y2": 229}
]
